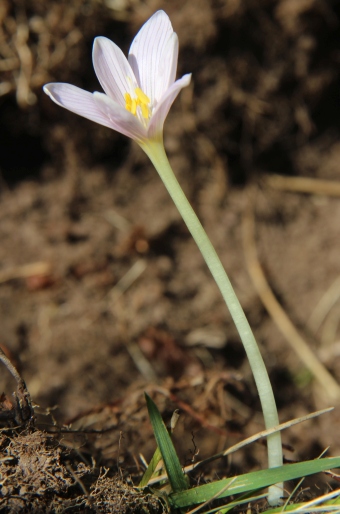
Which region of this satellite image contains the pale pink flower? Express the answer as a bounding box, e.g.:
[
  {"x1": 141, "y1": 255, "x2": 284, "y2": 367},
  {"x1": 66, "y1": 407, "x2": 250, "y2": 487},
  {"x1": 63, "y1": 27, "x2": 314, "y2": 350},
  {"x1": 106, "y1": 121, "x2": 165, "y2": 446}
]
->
[{"x1": 43, "y1": 10, "x2": 191, "y2": 144}]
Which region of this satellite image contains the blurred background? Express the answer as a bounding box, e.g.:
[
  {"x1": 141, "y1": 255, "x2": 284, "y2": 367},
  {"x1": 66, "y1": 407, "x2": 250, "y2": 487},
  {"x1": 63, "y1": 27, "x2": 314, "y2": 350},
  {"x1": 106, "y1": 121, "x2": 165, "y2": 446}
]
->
[{"x1": 1, "y1": 0, "x2": 340, "y2": 473}]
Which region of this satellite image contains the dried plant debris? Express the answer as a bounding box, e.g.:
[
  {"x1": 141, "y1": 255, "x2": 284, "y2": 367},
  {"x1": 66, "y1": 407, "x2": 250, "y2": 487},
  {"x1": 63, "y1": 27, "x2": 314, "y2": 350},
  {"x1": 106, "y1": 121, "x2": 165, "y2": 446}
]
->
[
  {"x1": 0, "y1": 348, "x2": 34, "y2": 429},
  {"x1": 0, "y1": 0, "x2": 111, "y2": 107},
  {"x1": 0, "y1": 429, "x2": 87, "y2": 512},
  {"x1": 87, "y1": 470, "x2": 169, "y2": 514},
  {"x1": 0, "y1": 429, "x2": 169, "y2": 513}
]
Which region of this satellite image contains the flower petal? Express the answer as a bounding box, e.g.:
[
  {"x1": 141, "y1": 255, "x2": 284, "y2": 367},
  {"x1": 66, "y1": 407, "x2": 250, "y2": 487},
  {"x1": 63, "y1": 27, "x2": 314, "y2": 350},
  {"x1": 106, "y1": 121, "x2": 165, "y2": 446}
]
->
[
  {"x1": 93, "y1": 92, "x2": 147, "y2": 142},
  {"x1": 93, "y1": 37, "x2": 138, "y2": 106},
  {"x1": 43, "y1": 83, "x2": 118, "y2": 130},
  {"x1": 147, "y1": 74, "x2": 191, "y2": 139},
  {"x1": 152, "y1": 32, "x2": 178, "y2": 104},
  {"x1": 128, "y1": 10, "x2": 176, "y2": 104}
]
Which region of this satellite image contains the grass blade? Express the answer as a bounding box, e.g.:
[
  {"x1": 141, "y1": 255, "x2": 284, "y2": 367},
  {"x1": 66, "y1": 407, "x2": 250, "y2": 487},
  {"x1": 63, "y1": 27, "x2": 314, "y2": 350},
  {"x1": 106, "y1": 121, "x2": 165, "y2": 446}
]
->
[
  {"x1": 170, "y1": 457, "x2": 340, "y2": 508},
  {"x1": 145, "y1": 393, "x2": 188, "y2": 493},
  {"x1": 139, "y1": 447, "x2": 163, "y2": 487}
]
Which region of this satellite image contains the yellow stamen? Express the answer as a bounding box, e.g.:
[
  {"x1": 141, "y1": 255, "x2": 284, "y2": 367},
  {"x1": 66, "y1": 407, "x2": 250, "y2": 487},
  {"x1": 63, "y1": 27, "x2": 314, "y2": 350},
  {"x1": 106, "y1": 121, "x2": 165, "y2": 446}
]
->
[
  {"x1": 140, "y1": 102, "x2": 149, "y2": 119},
  {"x1": 135, "y1": 87, "x2": 150, "y2": 105},
  {"x1": 124, "y1": 87, "x2": 150, "y2": 120},
  {"x1": 130, "y1": 98, "x2": 137, "y2": 116},
  {"x1": 124, "y1": 92, "x2": 132, "y2": 111}
]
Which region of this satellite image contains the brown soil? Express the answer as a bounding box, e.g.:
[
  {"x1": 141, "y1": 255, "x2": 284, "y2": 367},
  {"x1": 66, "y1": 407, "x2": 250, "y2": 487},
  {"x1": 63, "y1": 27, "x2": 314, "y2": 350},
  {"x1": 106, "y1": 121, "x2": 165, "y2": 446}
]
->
[{"x1": 1, "y1": 0, "x2": 340, "y2": 511}]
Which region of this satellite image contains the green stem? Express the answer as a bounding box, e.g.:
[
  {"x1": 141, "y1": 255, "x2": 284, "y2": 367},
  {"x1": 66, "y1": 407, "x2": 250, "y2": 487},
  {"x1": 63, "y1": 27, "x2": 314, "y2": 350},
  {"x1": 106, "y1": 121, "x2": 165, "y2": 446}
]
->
[{"x1": 141, "y1": 139, "x2": 283, "y2": 504}]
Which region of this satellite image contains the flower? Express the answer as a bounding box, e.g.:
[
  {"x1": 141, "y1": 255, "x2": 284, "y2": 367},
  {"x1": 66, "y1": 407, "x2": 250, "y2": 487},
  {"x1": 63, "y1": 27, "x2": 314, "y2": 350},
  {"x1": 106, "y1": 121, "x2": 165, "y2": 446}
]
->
[{"x1": 43, "y1": 10, "x2": 191, "y2": 145}]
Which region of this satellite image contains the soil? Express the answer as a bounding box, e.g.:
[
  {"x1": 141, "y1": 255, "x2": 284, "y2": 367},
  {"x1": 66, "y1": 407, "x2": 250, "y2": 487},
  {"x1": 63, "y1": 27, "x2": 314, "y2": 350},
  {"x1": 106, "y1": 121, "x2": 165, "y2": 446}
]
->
[{"x1": 1, "y1": 0, "x2": 340, "y2": 511}]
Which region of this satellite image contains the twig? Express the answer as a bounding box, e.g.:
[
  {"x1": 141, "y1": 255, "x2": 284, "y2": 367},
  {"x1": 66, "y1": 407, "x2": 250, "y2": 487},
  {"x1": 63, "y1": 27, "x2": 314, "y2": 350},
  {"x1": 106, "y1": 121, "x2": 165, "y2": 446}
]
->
[
  {"x1": 108, "y1": 259, "x2": 146, "y2": 302},
  {"x1": 264, "y1": 174, "x2": 340, "y2": 197},
  {"x1": 0, "y1": 348, "x2": 34, "y2": 426},
  {"x1": 66, "y1": 464, "x2": 95, "y2": 510},
  {"x1": 125, "y1": 341, "x2": 158, "y2": 382},
  {"x1": 241, "y1": 192, "x2": 340, "y2": 401},
  {"x1": 0, "y1": 262, "x2": 51, "y2": 284},
  {"x1": 307, "y1": 275, "x2": 340, "y2": 335}
]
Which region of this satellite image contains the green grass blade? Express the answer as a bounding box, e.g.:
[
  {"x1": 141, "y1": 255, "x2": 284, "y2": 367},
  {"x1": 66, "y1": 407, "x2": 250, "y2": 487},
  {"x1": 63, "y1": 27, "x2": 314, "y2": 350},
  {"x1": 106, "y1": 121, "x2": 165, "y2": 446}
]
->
[
  {"x1": 139, "y1": 447, "x2": 163, "y2": 487},
  {"x1": 145, "y1": 393, "x2": 188, "y2": 493},
  {"x1": 170, "y1": 457, "x2": 340, "y2": 509}
]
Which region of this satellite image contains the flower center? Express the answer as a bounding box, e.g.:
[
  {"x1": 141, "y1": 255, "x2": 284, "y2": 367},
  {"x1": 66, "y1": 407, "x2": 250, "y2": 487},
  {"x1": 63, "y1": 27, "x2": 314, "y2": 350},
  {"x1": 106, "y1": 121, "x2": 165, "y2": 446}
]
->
[{"x1": 124, "y1": 87, "x2": 151, "y2": 120}]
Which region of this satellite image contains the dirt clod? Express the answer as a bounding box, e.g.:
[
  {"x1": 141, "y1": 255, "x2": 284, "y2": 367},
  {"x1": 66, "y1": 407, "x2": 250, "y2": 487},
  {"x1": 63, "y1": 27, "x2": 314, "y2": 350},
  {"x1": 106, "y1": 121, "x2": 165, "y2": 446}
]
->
[{"x1": 0, "y1": 430, "x2": 87, "y2": 512}]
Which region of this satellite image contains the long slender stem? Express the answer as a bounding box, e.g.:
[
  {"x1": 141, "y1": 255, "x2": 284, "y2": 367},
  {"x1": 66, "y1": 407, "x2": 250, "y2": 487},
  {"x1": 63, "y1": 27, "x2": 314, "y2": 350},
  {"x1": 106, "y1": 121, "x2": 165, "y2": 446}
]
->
[{"x1": 141, "y1": 139, "x2": 283, "y2": 504}]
